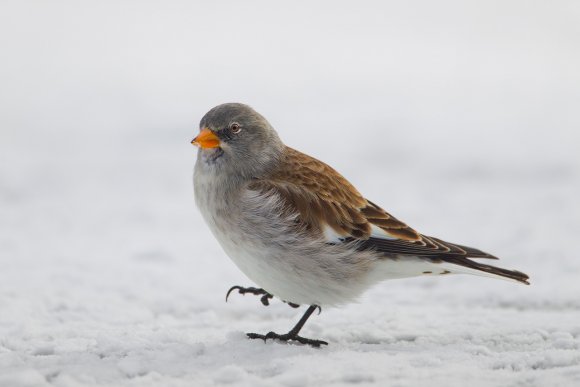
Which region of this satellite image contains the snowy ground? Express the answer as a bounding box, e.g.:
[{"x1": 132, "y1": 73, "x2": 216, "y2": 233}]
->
[{"x1": 1, "y1": 1, "x2": 580, "y2": 386}]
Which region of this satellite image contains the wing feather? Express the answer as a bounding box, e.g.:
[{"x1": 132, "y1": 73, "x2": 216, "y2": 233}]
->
[{"x1": 249, "y1": 147, "x2": 499, "y2": 261}]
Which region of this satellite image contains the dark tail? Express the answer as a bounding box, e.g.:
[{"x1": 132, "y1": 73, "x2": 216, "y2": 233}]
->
[{"x1": 442, "y1": 257, "x2": 530, "y2": 285}]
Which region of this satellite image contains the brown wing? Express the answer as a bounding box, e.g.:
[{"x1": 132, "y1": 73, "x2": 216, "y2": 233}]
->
[{"x1": 249, "y1": 147, "x2": 497, "y2": 260}]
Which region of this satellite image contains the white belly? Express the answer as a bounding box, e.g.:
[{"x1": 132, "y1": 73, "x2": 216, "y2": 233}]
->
[
  {"x1": 194, "y1": 172, "x2": 309, "y2": 302},
  {"x1": 194, "y1": 168, "x2": 381, "y2": 306}
]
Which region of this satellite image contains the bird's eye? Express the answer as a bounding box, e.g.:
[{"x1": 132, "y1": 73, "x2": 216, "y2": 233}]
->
[{"x1": 231, "y1": 123, "x2": 242, "y2": 134}]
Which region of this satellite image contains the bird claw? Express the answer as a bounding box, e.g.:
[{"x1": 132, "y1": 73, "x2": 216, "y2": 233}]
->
[
  {"x1": 225, "y1": 286, "x2": 273, "y2": 304},
  {"x1": 260, "y1": 294, "x2": 271, "y2": 306},
  {"x1": 246, "y1": 331, "x2": 328, "y2": 348},
  {"x1": 225, "y1": 286, "x2": 302, "y2": 309}
]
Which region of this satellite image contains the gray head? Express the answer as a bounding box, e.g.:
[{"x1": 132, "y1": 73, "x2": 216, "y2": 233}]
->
[{"x1": 192, "y1": 103, "x2": 284, "y2": 179}]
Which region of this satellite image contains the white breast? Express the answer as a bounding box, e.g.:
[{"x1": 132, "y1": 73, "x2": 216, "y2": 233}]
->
[{"x1": 193, "y1": 167, "x2": 385, "y2": 306}]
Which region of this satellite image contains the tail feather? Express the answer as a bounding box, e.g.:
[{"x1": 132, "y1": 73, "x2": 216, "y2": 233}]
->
[{"x1": 437, "y1": 257, "x2": 530, "y2": 285}]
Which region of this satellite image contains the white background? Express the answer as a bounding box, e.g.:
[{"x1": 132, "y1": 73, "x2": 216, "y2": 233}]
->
[{"x1": 1, "y1": 1, "x2": 579, "y2": 386}]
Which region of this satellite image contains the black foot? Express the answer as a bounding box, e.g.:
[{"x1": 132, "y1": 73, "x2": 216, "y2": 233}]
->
[
  {"x1": 225, "y1": 286, "x2": 302, "y2": 308},
  {"x1": 226, "y1": 286, "x2": 273, "y2": 306},
  {"x1": 247, "y1": 332, "x2": 328, "y2": 348}
]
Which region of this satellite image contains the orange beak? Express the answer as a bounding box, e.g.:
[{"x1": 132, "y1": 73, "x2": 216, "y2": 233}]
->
[{"x1": 191, "y1": 128, "x2": 220, "y2": 149}]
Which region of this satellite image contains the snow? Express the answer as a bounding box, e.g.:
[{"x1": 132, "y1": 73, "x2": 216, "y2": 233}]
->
[{"x1": 1, "y1": 0, "x2": 580, "y2": 386}]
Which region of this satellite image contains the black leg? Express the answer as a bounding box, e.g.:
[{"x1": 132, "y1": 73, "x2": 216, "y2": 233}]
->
[
  {"x1": 247, "y1": 305, "x2": 328, "y2": 347},
  {"x1": 226, "y1": 286, "x2": 274, "y2": 306}
]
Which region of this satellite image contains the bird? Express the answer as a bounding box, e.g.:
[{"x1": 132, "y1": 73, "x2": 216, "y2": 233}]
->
[{"x1": 192, "y1": 103, "x2": 529, "y2": 347}]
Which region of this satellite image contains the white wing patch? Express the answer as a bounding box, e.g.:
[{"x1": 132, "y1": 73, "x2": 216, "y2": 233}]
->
[
  {"x1": 323, "y1": 224, "x2": 397, "y2": 243},
  {"x1": 370, "y1": 224, "x2": 397, "y2": 240},
  {"x1": 323, "y1": 225, "x2": 345, "y2": 243}
]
